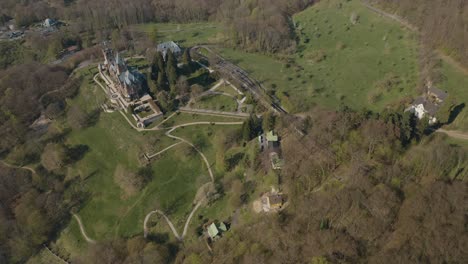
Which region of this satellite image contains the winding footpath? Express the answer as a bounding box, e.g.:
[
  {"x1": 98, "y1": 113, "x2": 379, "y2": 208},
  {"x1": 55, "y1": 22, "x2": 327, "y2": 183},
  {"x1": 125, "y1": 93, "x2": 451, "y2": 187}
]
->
[
  {"x1": 73, "y1": 214, "x2": 96, "y2": 244},
  {"x1": 0, "y1": 160, "x2": 37, "y2": 175},
  {"x1": 144, "y1": 210, "x2": 181, "y2": 240}
]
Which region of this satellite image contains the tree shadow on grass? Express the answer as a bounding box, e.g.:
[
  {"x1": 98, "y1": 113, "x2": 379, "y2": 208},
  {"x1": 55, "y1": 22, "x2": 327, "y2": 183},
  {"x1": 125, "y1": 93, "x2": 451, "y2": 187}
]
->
[
  {"x1": 447, "y1": 103, "x2": 465, "y2": 124},
  {"x1": 147, "y1": 232, "x2": 170, "y2": 244}
]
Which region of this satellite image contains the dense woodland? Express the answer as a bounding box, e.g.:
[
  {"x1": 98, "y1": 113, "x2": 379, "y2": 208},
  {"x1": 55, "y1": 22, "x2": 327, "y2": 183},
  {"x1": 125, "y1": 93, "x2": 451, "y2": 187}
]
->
[
  {"x1": 0, "y1": 0, "x2": 316, "y2": 54},
  {"x1": 175, "y1": 108, "x2": 467, "y2": 263},
  {"x1": 0, "y1": 0, "x2": 467, "y2": 263}
]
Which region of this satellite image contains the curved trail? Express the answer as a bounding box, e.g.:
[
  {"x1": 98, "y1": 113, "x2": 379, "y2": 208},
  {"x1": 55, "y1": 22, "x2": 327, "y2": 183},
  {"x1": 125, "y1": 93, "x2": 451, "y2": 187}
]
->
[
  {"x1": 144, "y1": 210, "x2": 181, "y2": 240},
  {"x1": 0, "y1": 160, "x2": 37, "y2": 175},
  {"x1": 182, "y1": 202, "x2": 202, "y2": 237},
  {"x1": 73, "y1": 214, "x2": 96, "y2": 244}
]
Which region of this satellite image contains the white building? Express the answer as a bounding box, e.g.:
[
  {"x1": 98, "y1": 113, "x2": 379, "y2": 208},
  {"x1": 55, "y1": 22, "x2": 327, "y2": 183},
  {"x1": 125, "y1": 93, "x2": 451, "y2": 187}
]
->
[
  {"x1": 157, "y1": 41, "x2": 182, "y2": 58},
  {"x1": 407, "y1": 86, "x2": 448, "y2": 124}
]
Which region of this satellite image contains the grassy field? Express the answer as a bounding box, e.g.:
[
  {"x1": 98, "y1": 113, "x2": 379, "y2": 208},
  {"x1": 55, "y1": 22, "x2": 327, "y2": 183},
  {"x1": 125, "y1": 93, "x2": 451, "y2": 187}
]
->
[
  {"x1": 172, "y1": 124, "x2": 243, "y2": 178},
  {"x1": 216, "y1": 0, "x2": 419, "y2": 113},
  {"x1": 438, "y1": 61, "x2": 468, "y2": 131},
  {"x1": 131, "y1": 22, "x2": 224, "y2": 47},
  {"x1": 192, "y1": 94, "x2": 238, "y2": 112},
  {"x1": 215, "y1": 83, "x2": 242, "y2": 97}
]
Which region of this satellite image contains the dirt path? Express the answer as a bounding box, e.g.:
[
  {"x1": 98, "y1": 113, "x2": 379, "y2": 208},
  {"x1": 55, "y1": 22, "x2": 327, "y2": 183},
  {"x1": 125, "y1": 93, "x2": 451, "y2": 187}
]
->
[
  {"x1": 361, "y1": 0, "x2": 418, "y2": 32},
  {"x1": 143, "y1": 210, "x2": 181, "y2": 240},
  {"x1": 0, "y1": 160, "x2": 37, "y2": 175},
  {"x1": 436, "y1": 51, "x2": 468, "y2": 76},
  {"x1": 166, "y1": 127, "x2": 215, "y2": 182},
  {"x1": 182, "y1": 202, "x2": 202, "y2": 238},
  {"x1": 73, "y1": 214, "x2": 96, "y2": 244},
  {"x1": 146, "y1": 142, "x2": 183, "y2": 159},
  {"x1": 437, "y1": 129, "x2": 468, "y2": 140},
  {"x1": 361, "y1": 1, "x2": 468, "y2": 76}
]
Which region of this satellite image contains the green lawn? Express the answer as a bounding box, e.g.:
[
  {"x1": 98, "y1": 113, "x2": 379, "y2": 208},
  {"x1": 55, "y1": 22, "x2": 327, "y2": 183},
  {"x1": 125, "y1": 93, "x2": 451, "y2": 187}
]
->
[
  {"x1": 131, "y1": 22, "x2": 224, "y2": 47},
  {"x1": 172, "y1": 124, "x2": 242, "y2": 178},
  {"x1": 215, "y1": 83, "x2": 242, "y2": 97},
  {"x1": 216, "y1": 0, "x2": 419, "y2": 113},
  {"x1": 438, "y1": 61, "x2": 468, "y2": 131},
  {"x1": 192, "y1": 94, "x2": 238, "y2": 112}
]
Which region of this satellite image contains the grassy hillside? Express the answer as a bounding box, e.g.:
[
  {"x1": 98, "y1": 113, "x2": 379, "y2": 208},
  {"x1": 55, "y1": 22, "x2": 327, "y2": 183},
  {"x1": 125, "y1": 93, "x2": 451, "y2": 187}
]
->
[
  {"x1": 438, "y1": 61, "x2": 468, "y2": 131},
  {"x1": 131, "y1": 22, "x2": 223, "y2": 46},
  {"x1": 216, "y1": 0, "x2": 419, "y2": 113}
]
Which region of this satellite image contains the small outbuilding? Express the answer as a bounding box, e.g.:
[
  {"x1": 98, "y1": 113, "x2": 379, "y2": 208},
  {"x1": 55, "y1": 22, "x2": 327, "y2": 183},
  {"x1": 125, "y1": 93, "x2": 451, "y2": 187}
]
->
[{"x1": 206, "y1": 221, "x2": 229, "y2": 241}]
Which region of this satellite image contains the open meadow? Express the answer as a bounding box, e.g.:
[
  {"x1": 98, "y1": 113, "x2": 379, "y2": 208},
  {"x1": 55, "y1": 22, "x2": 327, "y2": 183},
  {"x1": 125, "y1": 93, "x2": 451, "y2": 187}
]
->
[
  {"x1": 131, "y1": 22, "x2": 223, "y2": 47},
  {"x1": 216, "y1": 0, "x2": 420, "y2": 113}
]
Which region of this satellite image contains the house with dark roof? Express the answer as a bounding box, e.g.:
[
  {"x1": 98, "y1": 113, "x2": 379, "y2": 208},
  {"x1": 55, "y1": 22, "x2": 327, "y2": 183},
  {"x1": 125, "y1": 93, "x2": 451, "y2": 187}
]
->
[
  {"x1": 428, "y1": 87, "x2": 448, "y2": 103},
  {"x1": 407, "y1": 84, "x2": 448, "y2": 124}
]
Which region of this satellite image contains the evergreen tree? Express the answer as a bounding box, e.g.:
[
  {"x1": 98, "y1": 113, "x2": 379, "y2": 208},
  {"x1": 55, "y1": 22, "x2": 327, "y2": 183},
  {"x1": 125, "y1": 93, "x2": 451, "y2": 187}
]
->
[
  {"x1": 147, "y1": 72, "x2": 158, "y2": 95},
  {"x1": 166, "y1": 50, "x2": 178, "y2": 86},
  {"x1": 157, "y1": 70, "x2": 167, "y2": 91},
  {"x1": 182, "y1": 48, "x2": 191, "y2": 65},
  {"x1": 166, "y1": 49, "x2": 177, "y2": 69},
  {"x1": 242, "y1": 118, "x2": 253, "y2": 141},
  {"x1": 156, "y1": 52, "x2": 165, "y2": 72}
]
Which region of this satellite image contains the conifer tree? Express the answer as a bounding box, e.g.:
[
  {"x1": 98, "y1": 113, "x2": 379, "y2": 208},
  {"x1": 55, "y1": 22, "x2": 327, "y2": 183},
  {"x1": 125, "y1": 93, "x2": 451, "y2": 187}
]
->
[
  {"x1": 166, "y1": 50, "x2": 178, "y2": 86},
  {"x1": 182, "y1": 48, "x2": 191, "y2": 65}
]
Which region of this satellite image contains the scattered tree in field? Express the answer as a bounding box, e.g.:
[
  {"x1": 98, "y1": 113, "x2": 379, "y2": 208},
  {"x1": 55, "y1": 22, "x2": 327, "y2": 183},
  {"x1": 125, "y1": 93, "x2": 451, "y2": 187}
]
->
[
  {"x1": 67, "y1": 105, "x2": 91, "y2": 129},
  {"x1": 114, "y1": 165, "x2": 146, "y2": 197},
  {"x1": 41, "y1": 143, "x2": 67, "y2": 171},
  {"x1": 190, "y1": 84, "x2": 204, "y2": 99}
]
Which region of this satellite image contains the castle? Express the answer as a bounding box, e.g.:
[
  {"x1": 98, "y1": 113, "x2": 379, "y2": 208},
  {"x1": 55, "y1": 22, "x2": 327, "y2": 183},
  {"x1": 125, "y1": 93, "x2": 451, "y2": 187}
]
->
[{"x1": 102, "y1": 48, "x2": 144, "y2": 102}]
